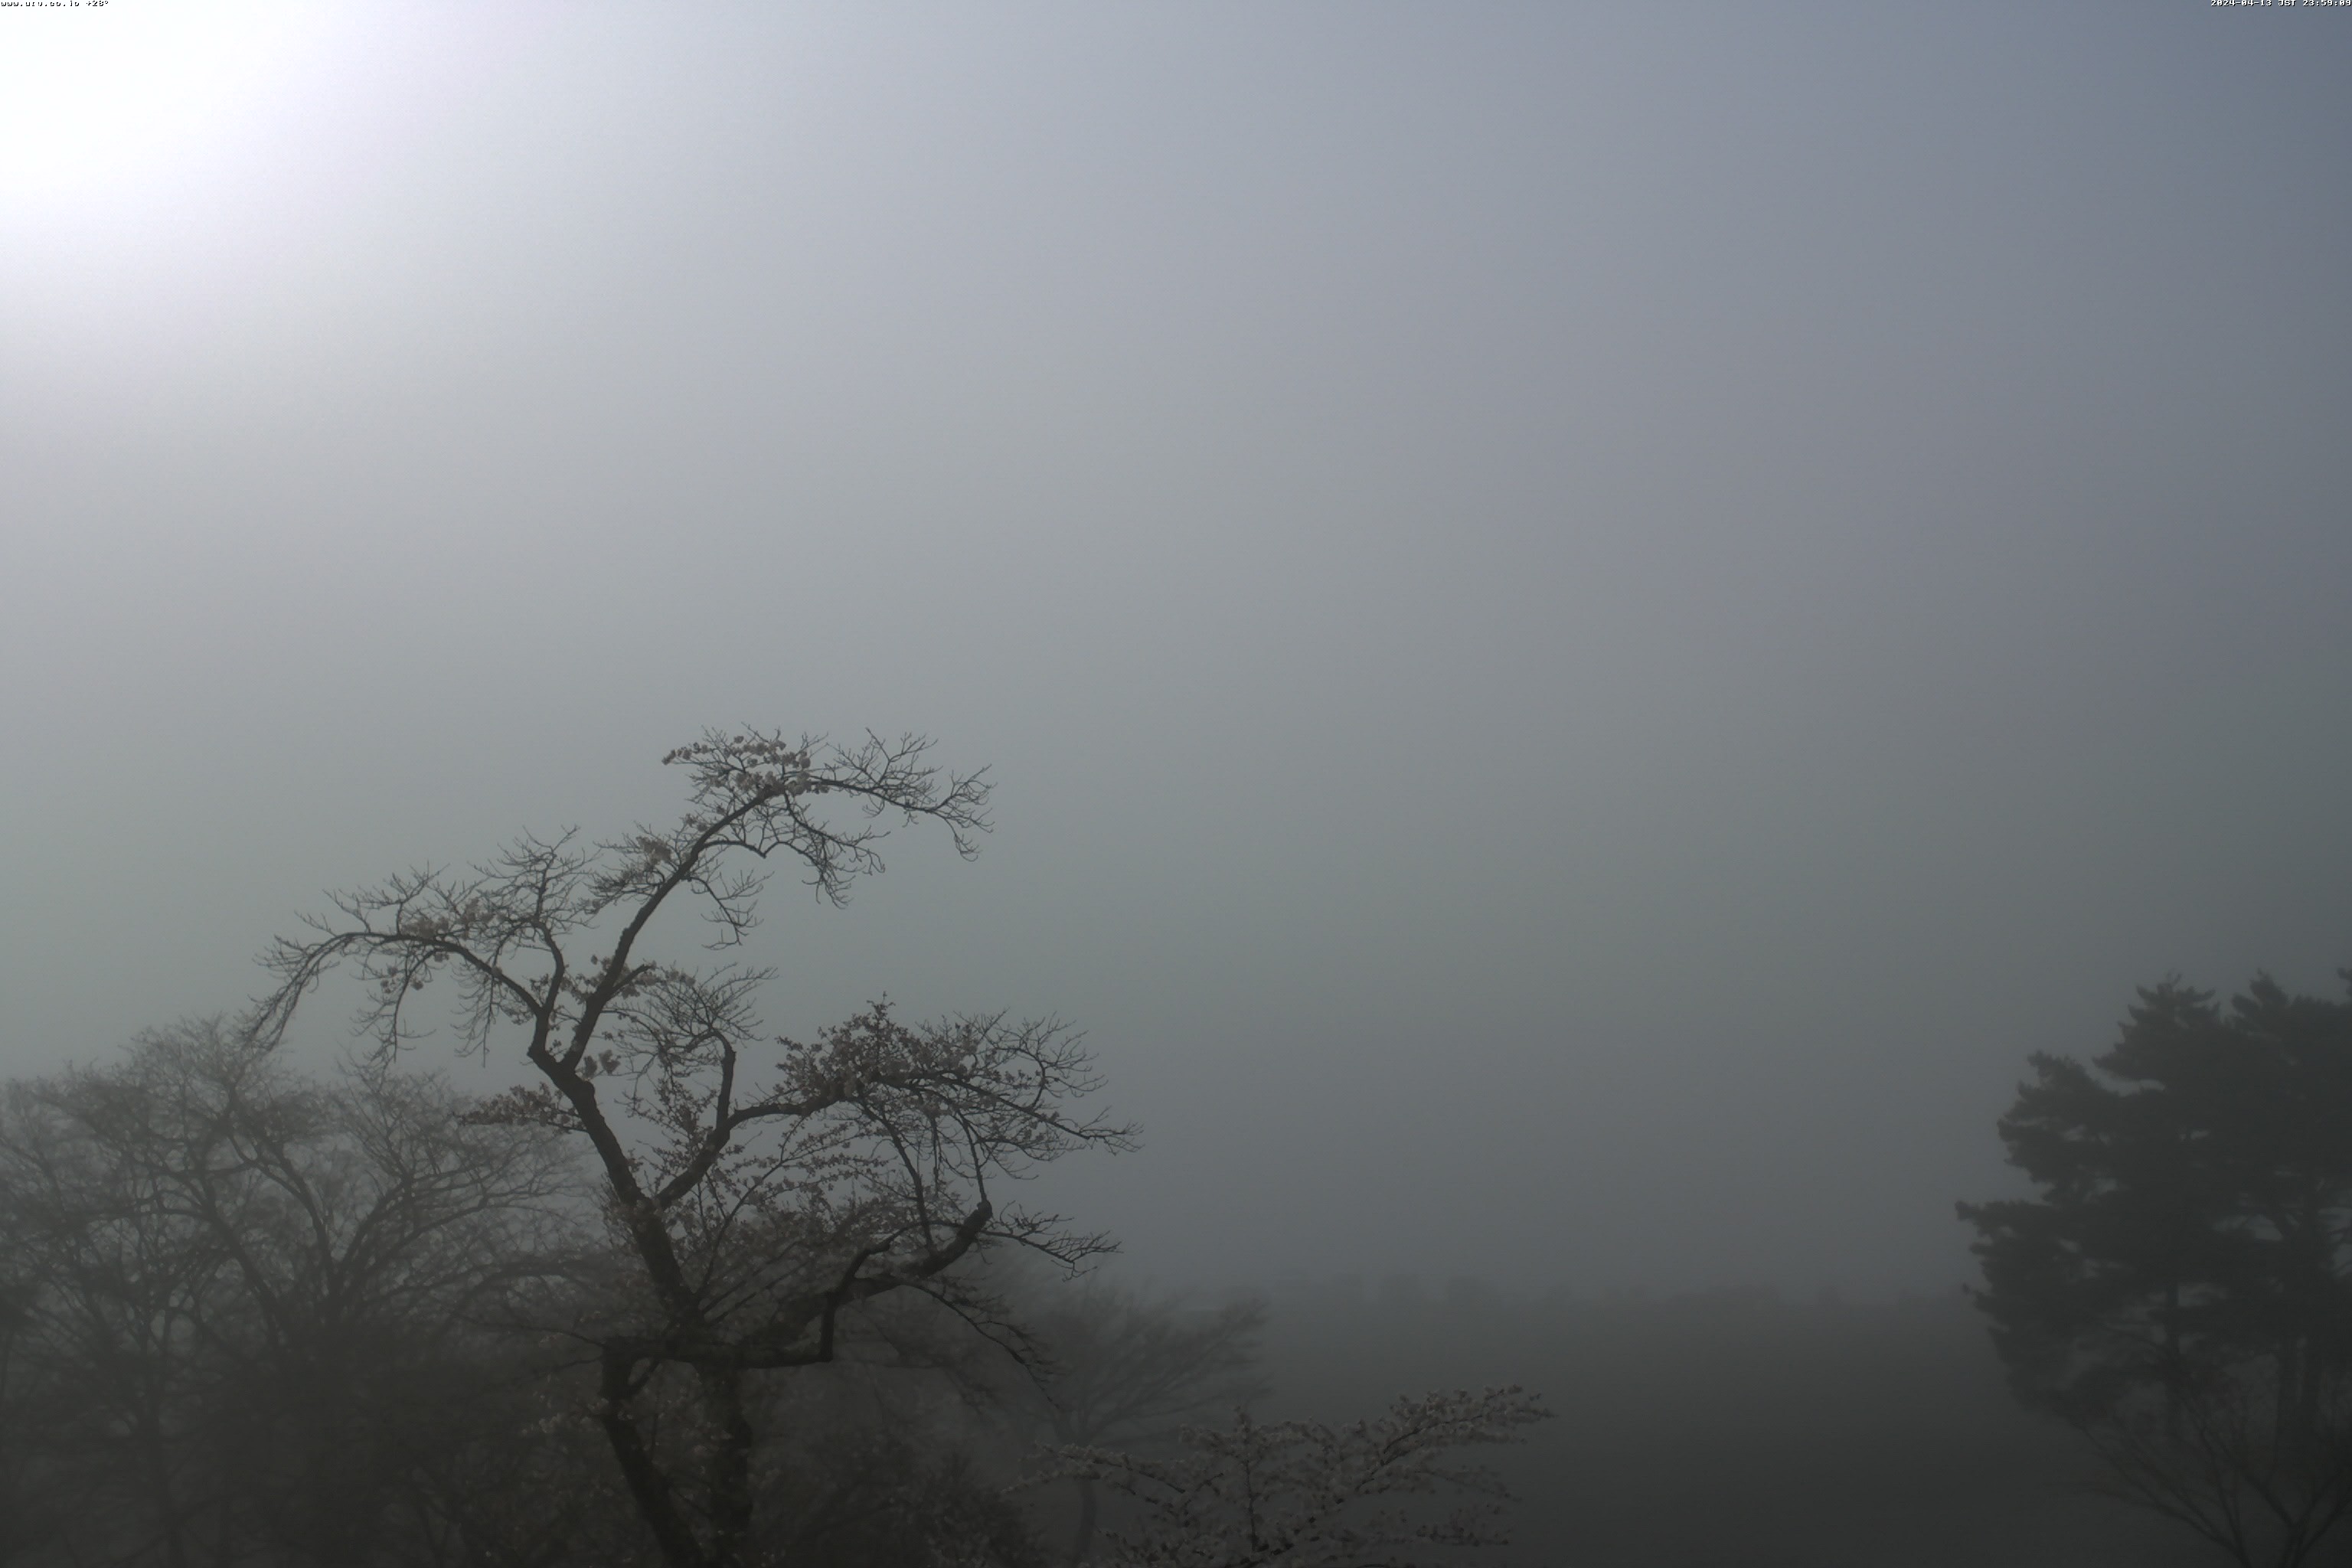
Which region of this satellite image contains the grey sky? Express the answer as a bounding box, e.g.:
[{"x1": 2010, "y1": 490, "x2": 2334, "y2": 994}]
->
[{"x1": 4, "y1": 2, "x2": 2349, "y2": 1298}]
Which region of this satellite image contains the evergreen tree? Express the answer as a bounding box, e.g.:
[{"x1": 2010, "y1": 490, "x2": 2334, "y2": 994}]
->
[{"x1": 1961, "y1": 972, "x2": 2352, "y2": 1568}]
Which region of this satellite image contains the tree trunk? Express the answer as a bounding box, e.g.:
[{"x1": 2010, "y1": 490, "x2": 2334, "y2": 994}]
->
[
  {"x1": 139, "y1": 1407, "x2": 193, "y2": 1568},
  {"x1": 700, "y1": 1364, "x2": 757, "y2": 1568},
  {"x1": 599, "y1": 1355, "x2": 711, "y2": 1568},
  {"x1": 1068, "y1": 1475, "x2": 1100, "y2": 1566}
]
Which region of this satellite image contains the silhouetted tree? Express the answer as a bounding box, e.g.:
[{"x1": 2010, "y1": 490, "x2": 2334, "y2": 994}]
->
[
  {"x1": 1960, "y1": 972, "x2": 2352, "y2": 1568},
  {"x1": 1013, "y1": 1282, "x2": 1267, "y2": 1563},
  {"x1": 251, "y1": 730, "x2": 1132, "y2": 1568},
  {"x1": 0, "y1": 1021, "x2": 573, "y2": 1567}
]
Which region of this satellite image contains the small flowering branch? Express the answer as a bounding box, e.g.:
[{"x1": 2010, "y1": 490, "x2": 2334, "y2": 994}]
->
[{"x1": 1043, "y1": 1387, "x2": 1553, "y2": 1568}]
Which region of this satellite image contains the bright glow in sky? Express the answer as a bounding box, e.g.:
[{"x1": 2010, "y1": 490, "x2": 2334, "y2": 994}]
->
[
  {"x1": 0, "y1": 4, "x2": 334, "y2": 205},
  {"x1": 2, "y1": 3, "x2": 2348, "y2": 1302}
]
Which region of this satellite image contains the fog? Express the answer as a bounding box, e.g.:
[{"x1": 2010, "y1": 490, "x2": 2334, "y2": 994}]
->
[{"x1": 4, "y1": 0, "x2": 2349, "y2": 1307}]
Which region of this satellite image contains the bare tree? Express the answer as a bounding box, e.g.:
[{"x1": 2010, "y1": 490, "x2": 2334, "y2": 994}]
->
[
  {"x1": 250, "y1": 729, "x2": 1133, "y2": 1568},
  {"x1": 1044, "y1": 1387, "x2": 1552, "y2": 1568},
  {"x1": 0, "y1": 1020, "x2": 573, "y2": 1567},
  {"x1": 0, "y1": 1035, "x2": 255, "y2": 1568}
]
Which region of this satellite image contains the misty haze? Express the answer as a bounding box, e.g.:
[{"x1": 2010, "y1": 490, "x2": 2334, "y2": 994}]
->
[{"x1": 3, "y1": 4, "x2": 2350, "y2": 1565}]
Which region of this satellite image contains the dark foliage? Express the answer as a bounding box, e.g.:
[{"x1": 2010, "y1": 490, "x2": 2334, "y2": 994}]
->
[{"x1": 1961, "y1": 972, "x2": 2352, "y2": 1567}]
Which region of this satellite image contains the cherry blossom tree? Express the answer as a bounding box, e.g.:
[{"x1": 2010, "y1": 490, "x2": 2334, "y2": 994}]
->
[{"x1": 250, "y1": 730, "x2": 1133, "y2": 1568}]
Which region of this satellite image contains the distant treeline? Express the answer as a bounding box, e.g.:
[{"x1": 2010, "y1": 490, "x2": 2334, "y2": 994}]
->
[{"x1": 0, "y1": 1027, "x2": 2185, "y2": 1568}]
